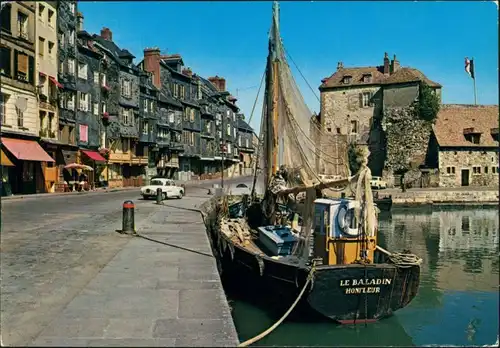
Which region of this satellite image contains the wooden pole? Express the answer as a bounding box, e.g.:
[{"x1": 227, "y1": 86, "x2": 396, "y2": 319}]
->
[{"x1": 472, "y1": 57, "x2": 477, "y2": 105}]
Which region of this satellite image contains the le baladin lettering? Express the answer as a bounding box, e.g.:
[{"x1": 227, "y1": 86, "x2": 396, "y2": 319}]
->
[{"x1": 339, "y1": 278, "x2": 392, "y2": 295}]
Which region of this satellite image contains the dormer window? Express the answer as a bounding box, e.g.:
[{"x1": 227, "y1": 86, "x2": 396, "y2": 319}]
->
[
  {"x1": 491, "y1": 128, "x2": 499, "y2": 142},
  {"x1": 343, "y1": 76, "x2": 352, "y2": 84},
  {"x1": 362, "y1": 74, "x2": 372, "y2": 83},
  {"x1": 463, "y1": 128, "x2": 481, "y2": 144}
]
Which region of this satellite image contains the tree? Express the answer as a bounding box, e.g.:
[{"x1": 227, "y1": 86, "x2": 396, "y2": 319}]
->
[
  {"x1": 416, "y1": 82, "x2": 440, "y2": 122},
  {"x1": 347, "y1": 142, "x2": 364, "y2": 175}
]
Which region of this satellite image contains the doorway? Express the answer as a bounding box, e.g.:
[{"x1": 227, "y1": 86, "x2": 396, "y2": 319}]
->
[{"x1": 461, "y1": 169, "x2": 470, "y2": 186}]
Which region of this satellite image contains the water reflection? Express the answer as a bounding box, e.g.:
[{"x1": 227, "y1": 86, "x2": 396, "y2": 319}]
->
[{"x1": 227, "y1": 207, "x2": 499, "y2": 347}]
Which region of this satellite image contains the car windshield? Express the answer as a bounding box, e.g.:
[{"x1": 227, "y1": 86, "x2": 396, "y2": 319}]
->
[{"x1": 150, "y1": 180, "x2": 164, "y2": 186}]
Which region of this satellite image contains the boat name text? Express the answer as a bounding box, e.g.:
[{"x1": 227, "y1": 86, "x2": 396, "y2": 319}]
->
[{"x1": 340, "y1": 278, "x2": 392, "y2": 295}]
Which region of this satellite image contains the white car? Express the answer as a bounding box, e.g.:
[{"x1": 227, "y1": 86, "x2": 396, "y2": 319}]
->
[
  {"x1": 370, "y1": 176, "x2": 387, "y2": 189},
  {"x1": 141, "y1": 178, "x2": 184, "y2": 200}
]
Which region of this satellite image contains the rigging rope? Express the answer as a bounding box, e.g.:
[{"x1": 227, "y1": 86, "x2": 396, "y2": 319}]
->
[{"x1": 237, "y1": 261, "x2": 317, "y2": 347}]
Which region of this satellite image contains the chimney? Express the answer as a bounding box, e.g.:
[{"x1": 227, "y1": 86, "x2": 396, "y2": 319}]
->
[
  {"x1": 143, "y1": 47, "x2": 161, "y2": 88},
  {"x1": 182, "y1": 67, "x2": 193, "y2": 78},
  {"x1": 390, "y1": 54, "x2": 400, "y2": 74},
  {"x1": 337, "y1": 62, "x2": 343, "y2": 71},
  {"x1": 100, "y1": 27, "x2": 112, "y2": 41},
  {"x1": 208, "y1": 76, "x2": 225, "y2": 92},
  {"x1": 76, "y1": 12, "x2": 84, "y2": 32},
  {"x1": 383, "y1": 52, "x2": 390, "y2": 75}
]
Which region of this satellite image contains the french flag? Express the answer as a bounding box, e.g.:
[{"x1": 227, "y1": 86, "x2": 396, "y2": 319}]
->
[{"x1": 465, "y1": 57, "x2": 475, "y2": 79}]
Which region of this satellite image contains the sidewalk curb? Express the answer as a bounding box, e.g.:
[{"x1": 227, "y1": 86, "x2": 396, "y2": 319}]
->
[{"x1": 1, "y1": 176, "x2": 253, "y2": 201}]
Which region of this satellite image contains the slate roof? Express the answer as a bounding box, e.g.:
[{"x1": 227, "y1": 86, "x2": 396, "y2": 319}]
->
[
  {"x1": 159, "y1": 92, "x2": 182, "y2": 108},
  {"x1": 320, "y1": 65, "x2": 441, "y2": 89},
  {"x1": 92, "y1": 34, "x2": 140, "y2": 71},
  {"x1": 237, "y1": 118, "x2": 253, "y2": 132},
  {"x1": 433, "y1": 104, "x2": 499, "y2": 148}
]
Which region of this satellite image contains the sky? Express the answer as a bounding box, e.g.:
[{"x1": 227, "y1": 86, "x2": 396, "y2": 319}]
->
[{"x1": 79, "y1": 1, "x2": 499, "y2": 133}]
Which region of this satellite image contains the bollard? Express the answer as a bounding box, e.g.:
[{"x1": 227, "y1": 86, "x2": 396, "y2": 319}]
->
[
  {"x1": 122, "y1": 200, "x2": 135, "y2": 234},
  {"x1": 156, "y1": 187, "x2": 162, "y2": 205}
]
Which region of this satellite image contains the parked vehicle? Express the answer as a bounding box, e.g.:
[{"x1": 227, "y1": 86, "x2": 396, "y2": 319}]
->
[
  {"x1": 140, "y1": 178, "x2": 184, "y2": 200},
  {"x1": 370, "y1": 176, "x2": 387, "y2": 189}
]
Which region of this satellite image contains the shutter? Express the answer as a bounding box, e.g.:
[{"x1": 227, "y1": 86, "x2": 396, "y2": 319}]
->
[
  {"x1": 88, "y1": 94, "x2": 91, "y2": 112},
  {"x1": 359, "y1": 93, "x2": 363, "y2": 108},
  {"x1": 369, "y1": 91, "x2": 374, "y2": 106},
  {"x1": 13, "y1": 50, "x2": 18, "y2": 78},
  {"x1": 28, "y1": 55, "x2": 35, "y2": 84}
]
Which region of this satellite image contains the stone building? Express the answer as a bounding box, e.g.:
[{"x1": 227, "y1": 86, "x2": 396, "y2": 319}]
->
[
  {"x1": 425, "y1": 104, "x2": 499, "y2": 187},
  {"x1": 237, "y1": 114, "x2": 255, "y2": 175},
  {"x1": 318, "y1": 53, "x2": 441, "y2": 176},
  {"x1": 93, "y1": 27, "x2": 146, "y2": 188},
  {"x1": 1, "y1": 1, "x2": 55, "y2": 195},
  {"x1": 55, "y1": 0, "x2": 80, "y2": 191},
  {"x1": 35, "y1": 1, "x2": 61, "y2": 193},
  {"x1": 138, "y1": 70, "x2": 159, "y2": 183},
  {"x1": 74, "y1": 15, "x2": 108, "y2": 187}
]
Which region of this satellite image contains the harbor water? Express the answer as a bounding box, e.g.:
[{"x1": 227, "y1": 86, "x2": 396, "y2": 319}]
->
[{"x1": 224, "y1": 206, "x2": 499, "y2": 346}]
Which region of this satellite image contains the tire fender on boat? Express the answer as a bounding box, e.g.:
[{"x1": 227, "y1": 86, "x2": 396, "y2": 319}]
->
[{"x1": 337, "y1": 200, "x2": 361, "y2": 237}]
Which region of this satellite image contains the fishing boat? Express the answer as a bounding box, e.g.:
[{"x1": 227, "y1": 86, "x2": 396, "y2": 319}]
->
[{"x1": 209, "y1": 1, "x2": 422, "y2": 324}]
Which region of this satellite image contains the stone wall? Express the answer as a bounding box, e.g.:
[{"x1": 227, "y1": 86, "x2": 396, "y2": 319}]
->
[
  {"x1": 390, "y1": 189, "x2": 499, "y2": 205},
  {"x1": 382, "y1": 106, "x2": 432, "y2": 174},
  {"x1": 438, "y1": 149, "x2": 499, "y2": 187}
]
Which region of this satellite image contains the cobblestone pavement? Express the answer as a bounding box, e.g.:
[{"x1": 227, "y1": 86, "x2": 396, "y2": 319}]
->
[{"x1": 0, "y1": 178, "x2": 253, "y2": 346}]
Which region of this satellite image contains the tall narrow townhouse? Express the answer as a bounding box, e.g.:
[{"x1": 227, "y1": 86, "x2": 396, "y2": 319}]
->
[
  {"x1": 93, "y1": 27, "x2": 142, "y2": 188},
  {"x1": 36, "y1": 1, "x2": 62, "y2": 193},
  {"x1": 1, "y1": 1, "x2": 55, "y2": 196},
  {"x1": 55, "y1": 0, "x2": 79, "y2": 191},
  {"x1": 74, "y1": 12, "x2": 107, "y2": 188}
]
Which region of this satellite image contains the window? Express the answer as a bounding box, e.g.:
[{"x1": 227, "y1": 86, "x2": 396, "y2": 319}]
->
[
  {"x1": 79, "y1": 124, "x2": 88, "y2": 143},
  {"x1": 101, "y1": 73, "x2": 107, "y2": 87},
  {"x1": 363, "y1": 74, "x2": 372, "y2": 83},
  {"x1": 78, "y1": 92, "x2": 89, "y2": 111},
  {"x1": 173, "y1": 83, "x2": 178, "y2": 97},
  {"x1": 362, "y1": 92, "x2": 371, "y2": 107},
  {"x1": 17, "y1": 11, "x2": 28, "y2": 39},
  {"x1": 93, "y1": 71, "x2": 99, "y2": 84},
  {"x1": 16, "y1": 51, "x2": 29, "y2": 81},
  {"x1": 493, "y1": 167, "x2": 499, "y2": 174},
  {"x1": 343, "y1": 76, "x2": 352, "y2": 84},
  {"x1": 122, "y1": 108, "x2": 131, "y2": 125},
  {"x1": 48, "y1": 112, "x2": 54, "y2": 134},
  {"x1": 93, "y1": 103, "x2": 98, "y2": 115},
  {"x1": 16, "y1": 107, "x2": 24, "y2": 127},
  {"x1": 67, "y1": 93, "x2": 75, "y2": 110},
  {"x1": 59, "y1": 32, "x2": 65, "y2": 48},
  {"x1": 38, "y1": 37, "x2": 45, "y2": 57},
  {"x1": 69, "y1": 2, "x2": 76, "y2": 15},
  {"x1": 0, "y1": 93, "x2": 7, "y2": 125},
  {"x1": 446, "y1": 166, "x2": 456, "y2": 174},
  {"x1": 218, "y1": 130, "x2": 222, "y2": 139},
  {"x1": 190, "y1": 108, "x2": 195, "y2": 122},
  {"x1": 38, "y1": 4, "x2": 45, "y2": 21},
  {"x1": 350, "y1": 120, "x2": 358, "y2": 134},
  {"x1": 226, "y1": 124, "x2": 231, "y2": 135},
  {"x1": 484, "y1": 166, "x2": 489, "y2": 174},
  {"x1": 121, "y1": 79, "x2": 131, "y2": 97},
  {"x1": 101, "y1": 102, "x2": 107, "y2": 114},
  {"x1": 68, "y1": 30, "x2": 75, "y2": 46},
  {"x1": 143, "y1": 121, "x2": 148, "y2": 134},
  {"x1": 48, "y1": 41, "x2": 54, "y2": 56},
  {"x1": 227, "y1": 143, "x2": 231, "y2": 154},
  {"x1": 238, "y1": 136, "x2": 242, "y2": 146},
  {"x1": 0, "y1": 46, "x2": 11, "y2": 77},
  {"x1": 68, "y1": 59, "x2": 75, "y2": 75},
  {"x1": 168, "y1": 111, "x2": 175, "y2": 123},
  {"x1": 48, "y1": 9, "x2": 54, "y2": 26},
  {"x1": 78, "y1": 62, "x2": 87, "y2": 79},
  {"x1": 336, "y1": 127, "x2": 341, "y2": 134},
  {"x1": 1, "y1": 4, "x2": 11, "y2": 33},
  {"x1": 149, "y1": 100, "x2": 154, "y2": 112},
  {"x1": 143, "y1": 100, "x2": 148, "y2": 112},
  {"x1": 472, "y1": 166, "x2": 481, "y2": 174},
  {"x1": 245, "y1": 138, "x2": 249, "y2": 148}
]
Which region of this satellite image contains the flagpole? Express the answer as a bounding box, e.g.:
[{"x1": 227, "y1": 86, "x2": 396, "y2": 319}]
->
[{"x1": 472, "y1": 56, "x2": 477, "y2": 105}]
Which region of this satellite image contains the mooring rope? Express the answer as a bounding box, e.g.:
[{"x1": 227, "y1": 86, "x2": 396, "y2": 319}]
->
[
  {"x1": 376, "y1": 245, "x2": 423, "y2": 268},
  {"x1": 237, "y1": 261, "x2": 317, "y2": 347}
]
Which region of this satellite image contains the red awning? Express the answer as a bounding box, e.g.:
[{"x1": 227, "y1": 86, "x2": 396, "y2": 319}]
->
[
  {"x1": 49, "y1": 76, "x2": 63, "y2": 88},
  {"x1": 82, "y1": 150, "x2": 106, "y2": 162},
  {"x1": 39, "y1": 71, "x2": 46, "y2": 76},
  {"x1": 1, "y1": 138, "x2": 55, "y2": 162}
]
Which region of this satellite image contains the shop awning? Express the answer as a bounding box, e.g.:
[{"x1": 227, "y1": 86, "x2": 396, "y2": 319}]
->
[
  {"x1": 49, "y1": 76, "x2": 63, "y2": 88},
  {"x1": 81, "y1": 150, "x2": 106, "y2": 162},
  {"x1": 1, "y1": 138, "x2": 55, "y2": 162},
  {"x1": 1, "y1": 149, "x2": 14, "y2": 166}
]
